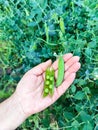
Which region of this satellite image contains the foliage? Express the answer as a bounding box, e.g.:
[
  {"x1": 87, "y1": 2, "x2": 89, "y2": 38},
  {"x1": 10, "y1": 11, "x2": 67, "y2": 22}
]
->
[{"x1": 0, "y1": 0, "x2": 98, "y2": 129}]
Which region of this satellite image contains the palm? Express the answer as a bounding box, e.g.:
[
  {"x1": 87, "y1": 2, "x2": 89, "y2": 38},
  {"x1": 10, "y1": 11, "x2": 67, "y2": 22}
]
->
[{"x1": 15, "y1": 53, "x2": 80, "y2": 117}]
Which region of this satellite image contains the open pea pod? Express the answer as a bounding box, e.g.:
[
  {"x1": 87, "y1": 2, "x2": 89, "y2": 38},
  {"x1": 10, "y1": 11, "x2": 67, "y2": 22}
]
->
[
  {"x1": 49, "y1": 69, "x2": 55, "y2": 96},
  {"x1": 43, "y1": 67, "x2": 55, "y2": 97}
]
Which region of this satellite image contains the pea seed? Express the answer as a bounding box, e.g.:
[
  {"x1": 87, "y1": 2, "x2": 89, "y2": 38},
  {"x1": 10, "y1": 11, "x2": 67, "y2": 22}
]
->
[
  {"x1": 46, "y1": 75, "x2": 50, "y2": 79},
  {"x1": 49, "y1": 85, "x2": 52, "y2": 89},
  {"x1": 45, "y1": 88, "x2": 49, "y2": 93},
  {"x1": 46, "y1": 81, "x2": 49, "y2": 85},
  {"x1": 50, "y1": 77, "x2": 53, "y2": 81}
]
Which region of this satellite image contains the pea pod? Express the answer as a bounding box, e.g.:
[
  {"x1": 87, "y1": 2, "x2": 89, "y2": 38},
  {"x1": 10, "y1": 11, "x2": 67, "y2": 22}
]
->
[
  {"x1": 59, "y1": 17, "x2": 65, "y2": 34},
  {"x1": 43, "y1": 67, "x2": 55, "y2": 97},
  {"x1": 49, "y1": 68, "x2": 55, "y2": 96},
  {"x1": 45, "y1": 22, "x2": 49, "y2": 43},
  {"x1": 56, "y1": 56, "x2": 65, "y2": 87}
]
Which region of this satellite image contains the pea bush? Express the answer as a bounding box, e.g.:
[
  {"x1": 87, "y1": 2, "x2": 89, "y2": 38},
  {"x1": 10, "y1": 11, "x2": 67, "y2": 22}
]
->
[{"x1": 0, "y1": 0, "x2": 98, "y2": 129}]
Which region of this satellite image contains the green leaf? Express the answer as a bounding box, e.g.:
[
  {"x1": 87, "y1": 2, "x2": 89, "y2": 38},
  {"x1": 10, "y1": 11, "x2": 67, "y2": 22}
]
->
[
  {"x1": 73, "y1": 91, "x2": 85, "y2": 100},
  {"x1": 71, "y1": 127, "x2": 78, "y2": 130},
  {"x1": 71, "y1": 85, "x2": 76, "y2": 93},
  {"x1": 78, "y1": 79, "x2": 86, "y2": 86},
  {"x1": 64, "y1": 112, "x2": 74, "y2": 120},
  {"x1": 80, "y1": 111, "x2": 92, "y2": 122},
  {"x1": 75, "y1": 104, "x2": 82, "y2": 112},
  {"x1": 85, "y1": 47, "x2": 92, "y2": 56},
  {"x1": 83, "y1": 122, "x2": 93, "y2": 130},
  {"x1": 83, "y1": 87, "x2": 91, "y2": 94},
  {"x1": 71, "y1": 120, "x2": 80, "y2": 127}
]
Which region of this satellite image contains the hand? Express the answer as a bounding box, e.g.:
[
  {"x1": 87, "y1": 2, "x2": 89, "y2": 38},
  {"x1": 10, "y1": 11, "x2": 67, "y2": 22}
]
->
[{"x1": 15, "y1": 53, "x2": 81, "y2": 118}]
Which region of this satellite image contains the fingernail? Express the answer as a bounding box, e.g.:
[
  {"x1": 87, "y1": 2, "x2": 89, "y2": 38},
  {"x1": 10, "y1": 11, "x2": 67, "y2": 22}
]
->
[
  {"x1": 78, "y1": 56, "x2": 80, "y2": 61},
  {"x1": 46, "y1": 59, "x2": 52, "y2": 64},
  {"x1": 71, "y1": 73, "x2": 76, "y2": 77},
  {"x1": 75, "y1": 56, "x2": 80, "y2": 61},
  {"x1": 69, "y1": 53, "x2": 73, "y2": 56}
]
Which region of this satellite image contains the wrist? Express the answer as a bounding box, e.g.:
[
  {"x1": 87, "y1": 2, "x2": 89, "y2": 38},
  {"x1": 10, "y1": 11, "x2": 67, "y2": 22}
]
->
[
  {"x1": 0, "y1": 92, "x2": 27, "y2": 130},
  {"x1": 11, "y1": 92, "x2": 27, "y2": 127},
  {"x1": 12, "y1": 92, "x2": 27, "y2": 118}
]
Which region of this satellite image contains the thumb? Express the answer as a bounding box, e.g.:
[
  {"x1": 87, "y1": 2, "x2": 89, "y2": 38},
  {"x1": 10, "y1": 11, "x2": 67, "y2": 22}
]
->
[{"x1": 30, "y1": 60, "x2": 52, "y2": 75}]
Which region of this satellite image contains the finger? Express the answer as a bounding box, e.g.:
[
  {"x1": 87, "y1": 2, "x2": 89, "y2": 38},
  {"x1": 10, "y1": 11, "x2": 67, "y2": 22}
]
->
[
  {"x1": 64, "y1": 62, "x2": 81, "y2": 79},
  {"x1": 52, "y1": 53, "x2": 73, "y2": 70},
  {"x1": 29, "y1": 60, "x2": 52, "y2": 76},
  {"x1": 57, "y1": 73, "x2": 76, "y2": 96},
  {"x1": 65, "y1": 56, "x2": 80, "y2": 71},
  {"x1": 42, "y1": 72, "x2": 46, "y2": 81},
  {"x1": 42, "y1": 54, "x2": 73, "y2": 80}
]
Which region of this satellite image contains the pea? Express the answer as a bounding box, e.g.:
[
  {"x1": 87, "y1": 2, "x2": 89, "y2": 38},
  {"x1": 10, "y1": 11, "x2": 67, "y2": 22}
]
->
[
  {"x1": 49, "y1": 85, "x2": 52, "y2": 89},
  {"x1": 46, "y1": 81, "x2": 50, "y2": 85},
  {"x1": 46, "y1": 75, "x2": 50, "y2": 79},
  {"x1": 56, "y1": 56, "x2": 65, "y2": 87},
  {"x1": 43, "y1": 88, "x2": 49, "y2": 97},
  {"x1": 45, "y1": 88, "x2": 49, "y2": 93},
  {"x1": 50, "y1": 77, "x2": 53, "y2": 81}
]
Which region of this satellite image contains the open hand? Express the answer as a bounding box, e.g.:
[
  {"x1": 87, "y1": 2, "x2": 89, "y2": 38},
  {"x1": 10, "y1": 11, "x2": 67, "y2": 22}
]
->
[{"x1": 15, "y1": 53, "x2": 81, "y2": 118}]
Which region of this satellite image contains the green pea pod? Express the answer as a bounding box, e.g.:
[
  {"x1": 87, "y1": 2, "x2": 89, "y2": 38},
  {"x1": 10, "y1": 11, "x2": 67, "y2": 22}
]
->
[
  {"x1": 56, "y1": 56, "x2": 65, "y2": 87},
  {"x1": 43, "y1": 67, "x2": 55, "y2": 97},
  {"x1": 49, "y1": 68, "x2": 55, "y2": 96},
  {"x1": 59, "y1": 17, "x2": 65, "y2": 34},
  {"x1": 45, "y1": 22, "x2": 49, "y2": 43},
  {"x1": 43, "y1": 68, "x2": 50, "y2": 97}
]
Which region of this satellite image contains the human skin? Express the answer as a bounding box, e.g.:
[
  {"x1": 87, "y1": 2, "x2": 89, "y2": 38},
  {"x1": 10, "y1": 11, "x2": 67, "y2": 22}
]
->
[{"x1": 0, "y1": 53, "x2": 81, "y2": 130}]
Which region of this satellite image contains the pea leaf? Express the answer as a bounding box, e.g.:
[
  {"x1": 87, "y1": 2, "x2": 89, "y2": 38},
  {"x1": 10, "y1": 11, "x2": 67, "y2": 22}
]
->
[
  {"x1": 71, "y1": 120, "x2": 80, "y2": 127},
  {"x1": 83, "y1": 122, "x2": 93, "y2": 130},
  {"x1": 80, "y1": 111, "x2": 92, "y2": 122},
  {"x1": 73, "y1": 91, "x2": 85, "y2": 100}
]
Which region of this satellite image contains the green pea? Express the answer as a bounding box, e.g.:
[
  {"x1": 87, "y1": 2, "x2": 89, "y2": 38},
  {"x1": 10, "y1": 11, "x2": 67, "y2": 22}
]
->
[
  {"x1": 43, "y1": 87, "x2": 49, "y2": 97},
  {"x1": 50, "y1": 77, "x2": 53, "y2": 81},
  {"x1": 46, "y1": 81, "x2": 50, "y2": 85},
  {"x1": 45, "y1": 88, "x2": 49, "y2": 93},
  {"x1": 49, "y1": 85, "x2": 52, "y2": 89},
  {"x1": 56, "y1": 56, "x2": 65, "y2": 87},
  {"x1": 46, "y1": 75, "x2": 50, "y2": 79}
]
